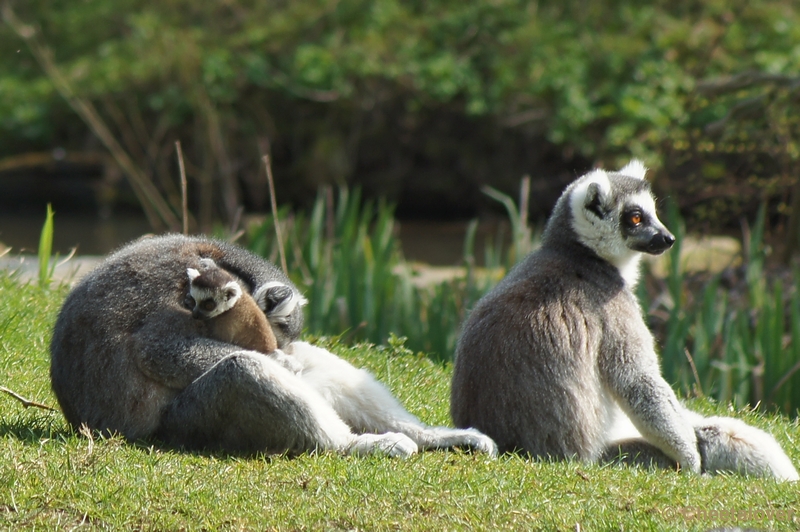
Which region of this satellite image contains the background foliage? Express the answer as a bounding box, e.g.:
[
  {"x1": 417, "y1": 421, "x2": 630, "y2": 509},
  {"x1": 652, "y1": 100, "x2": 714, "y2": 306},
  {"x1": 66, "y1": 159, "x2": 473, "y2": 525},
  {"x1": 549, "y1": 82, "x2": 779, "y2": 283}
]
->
[{"x1": 2, "y1": 0, "x2": 800, "y2": 242}]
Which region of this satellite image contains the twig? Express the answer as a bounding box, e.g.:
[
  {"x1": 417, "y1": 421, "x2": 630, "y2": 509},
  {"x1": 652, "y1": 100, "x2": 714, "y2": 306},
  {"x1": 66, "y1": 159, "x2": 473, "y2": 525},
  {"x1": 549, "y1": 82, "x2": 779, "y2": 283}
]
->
[
  {"x1": 683, "y1": 348, "x2": 704, "y2": 397},
  {"x1": 768, "y1": 359, "x2": 800, "y2": 405},
  {"x1": 696, "y1": 70, "x2": 800, "y2": 96},
  {"x1": 263, "y1": 155, "x2": 288, "y2": 275},
  {"x1": 2, "y1": 3, "x2": 179, "y2": 231},
  {"x1": 229, "y1": 205, "x2": 244, "y2": 243},
  {"x1": 175, "y1": 140, "x2": 189, "y2": 235},
  {"x1": 78, "y1": 423, "x2": 94, "y2": 457},
  {"x1": 0, "y1": 386, "x2": 57, "y2": 411},
  {"x1": 519, "y1": 175, "x2": 530, "y2": 232},
  {"x1": 55, "y1": 246, "x2": 78, "y2": 268}
]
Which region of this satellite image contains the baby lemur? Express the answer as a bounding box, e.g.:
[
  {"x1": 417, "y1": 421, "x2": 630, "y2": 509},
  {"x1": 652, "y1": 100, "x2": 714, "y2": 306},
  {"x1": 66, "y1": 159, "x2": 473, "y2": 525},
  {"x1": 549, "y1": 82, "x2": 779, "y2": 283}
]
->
[{"x1": 187, "y1": 258, "x2": 278, "y2": 354}]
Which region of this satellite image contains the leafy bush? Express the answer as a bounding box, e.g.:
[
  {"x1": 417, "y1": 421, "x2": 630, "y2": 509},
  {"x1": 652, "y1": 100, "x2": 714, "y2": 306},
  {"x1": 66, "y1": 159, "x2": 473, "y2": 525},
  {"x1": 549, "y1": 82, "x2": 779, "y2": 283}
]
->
[
  {"x1": 4, "y1": 1, "x2": 800, "y2": 231},
  {"x1": 647, "y1": 203, "x2": 800, "y2": 416}
]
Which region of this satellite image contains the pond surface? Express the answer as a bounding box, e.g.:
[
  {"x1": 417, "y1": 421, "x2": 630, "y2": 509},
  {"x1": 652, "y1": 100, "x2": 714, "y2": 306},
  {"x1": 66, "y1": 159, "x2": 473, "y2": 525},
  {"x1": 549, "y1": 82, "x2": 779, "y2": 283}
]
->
[
  {"x1": 0, "y1": 211, "x2": 151, "y2": 256},
  {"x1": 0, "y1": 211, "x2": 510, "y2": 266}
]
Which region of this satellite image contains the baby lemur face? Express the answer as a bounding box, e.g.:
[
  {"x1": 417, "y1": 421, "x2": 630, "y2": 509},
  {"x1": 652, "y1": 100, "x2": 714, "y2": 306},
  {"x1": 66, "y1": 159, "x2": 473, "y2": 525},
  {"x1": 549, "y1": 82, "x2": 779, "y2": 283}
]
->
[{"x1": 187, "y1": 263, "x2": 242, "y2": 320}]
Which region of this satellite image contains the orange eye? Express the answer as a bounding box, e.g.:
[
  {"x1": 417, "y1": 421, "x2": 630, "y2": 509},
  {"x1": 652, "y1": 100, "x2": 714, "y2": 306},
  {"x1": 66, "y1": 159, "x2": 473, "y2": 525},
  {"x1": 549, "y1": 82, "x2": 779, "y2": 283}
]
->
[{"x1": 629, "y1": 213, "x2": 642, "y2": 226}]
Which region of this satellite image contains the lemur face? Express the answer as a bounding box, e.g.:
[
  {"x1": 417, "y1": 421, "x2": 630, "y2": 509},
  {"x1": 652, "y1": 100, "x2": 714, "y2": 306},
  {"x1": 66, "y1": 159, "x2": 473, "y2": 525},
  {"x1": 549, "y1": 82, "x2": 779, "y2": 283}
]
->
[
  {"x1": 619, "y1": 191, "x2": 675, "y2": 255},
  {"x1": 187, "y1": 266, "x2": 242, "y2": 319},
  {"x1": 570, "y1": 161, "x2": 674, "y2": 261}
]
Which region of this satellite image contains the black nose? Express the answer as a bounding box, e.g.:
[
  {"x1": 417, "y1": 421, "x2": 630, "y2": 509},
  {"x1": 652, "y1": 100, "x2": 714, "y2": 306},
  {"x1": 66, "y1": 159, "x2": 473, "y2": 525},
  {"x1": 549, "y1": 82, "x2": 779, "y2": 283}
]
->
[{"x1": 646, "y1": 231, "x2": 675, "y2": 254}]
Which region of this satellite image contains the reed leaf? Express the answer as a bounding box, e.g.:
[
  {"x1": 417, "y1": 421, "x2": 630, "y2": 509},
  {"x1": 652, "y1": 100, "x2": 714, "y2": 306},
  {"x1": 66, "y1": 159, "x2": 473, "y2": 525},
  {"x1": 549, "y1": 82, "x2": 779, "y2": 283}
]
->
[{"x1": 37, "y1": 203, "x2": 54, "y2": 287}]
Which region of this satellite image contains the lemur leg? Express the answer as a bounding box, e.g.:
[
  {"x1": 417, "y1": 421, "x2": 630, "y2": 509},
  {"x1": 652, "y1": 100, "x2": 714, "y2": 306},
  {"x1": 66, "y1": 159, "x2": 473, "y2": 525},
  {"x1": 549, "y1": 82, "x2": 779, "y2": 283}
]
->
[
  {"x1": 156, "y1": 351, "x2": 417, "y2": 457},
  {"x1": 604, "y1": 356, "x2": 701, "y2": 473},
  {"x1": 286, "y1": 342, "x2": 498, "y2": 456},
  {"x1": 600, "y1": 438, "x2": 678, "y2": 470}
]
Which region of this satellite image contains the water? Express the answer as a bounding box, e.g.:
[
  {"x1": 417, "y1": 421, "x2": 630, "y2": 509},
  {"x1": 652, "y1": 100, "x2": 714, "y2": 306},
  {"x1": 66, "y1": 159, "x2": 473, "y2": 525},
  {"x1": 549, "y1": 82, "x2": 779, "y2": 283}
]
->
[
  {"x1": 0, "y1": 211, "x2": 509, "y2": 266},
  {"x1": 0, "y1": 211, "x2": 151, "y2": 256}
]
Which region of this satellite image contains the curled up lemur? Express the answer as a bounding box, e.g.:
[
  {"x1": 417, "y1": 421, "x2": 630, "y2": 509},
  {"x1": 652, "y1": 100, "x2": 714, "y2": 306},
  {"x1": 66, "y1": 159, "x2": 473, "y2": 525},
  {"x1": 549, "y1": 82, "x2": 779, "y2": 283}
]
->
[
  {"x1": 51, "y1": 234, "x2": 497, "y2": 457},
  {"x1": 451, "y1": 161, "x2": 798, "y2": 481},
  {"x1": 186, "y1": 257, "x2": 304, "y2": 375}
]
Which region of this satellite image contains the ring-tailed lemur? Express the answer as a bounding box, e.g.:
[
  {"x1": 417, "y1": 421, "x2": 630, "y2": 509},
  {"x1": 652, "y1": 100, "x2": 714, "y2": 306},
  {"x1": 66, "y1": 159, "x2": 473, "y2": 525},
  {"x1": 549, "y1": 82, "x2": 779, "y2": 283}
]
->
[
  {"x1": 187, "y1": 258, "x2": 279, "y2": 355},
  {"x1": 451, "y1": 161, "x2": 798, "y2": 481},
  {"x1": 51, "y1": 234, "x2": 497, "y2": 457}
]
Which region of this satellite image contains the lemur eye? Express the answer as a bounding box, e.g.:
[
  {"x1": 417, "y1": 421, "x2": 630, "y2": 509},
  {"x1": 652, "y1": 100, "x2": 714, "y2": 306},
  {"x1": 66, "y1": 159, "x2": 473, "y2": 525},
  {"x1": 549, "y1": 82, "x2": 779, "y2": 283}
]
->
[
  {"x1": 627, "y1": 211, "x2": 642, "y2": 226},
  {"x1": 202, "y1": 300, "x2": 217, "y2": 311}
]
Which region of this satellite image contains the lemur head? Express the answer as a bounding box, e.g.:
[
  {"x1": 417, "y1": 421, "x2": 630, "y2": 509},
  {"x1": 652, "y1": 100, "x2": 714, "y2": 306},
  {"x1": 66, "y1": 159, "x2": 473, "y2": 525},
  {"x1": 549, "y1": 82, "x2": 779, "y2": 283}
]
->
[
  {"x1": 187, "y1": 259, "x2": 242, "y2": 320},
  {"x1": 253, "y1": 282, "x2": 308, "y2": 325},
  {"x1": 564, "y1": 160, "x2": 674, "y2": 284}
]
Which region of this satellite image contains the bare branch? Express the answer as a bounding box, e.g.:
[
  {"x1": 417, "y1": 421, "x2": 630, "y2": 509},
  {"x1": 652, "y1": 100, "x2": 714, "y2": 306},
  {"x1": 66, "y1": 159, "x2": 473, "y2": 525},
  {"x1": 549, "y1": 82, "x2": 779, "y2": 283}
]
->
[
  {"x1": 263, "y1": 155, "x2": 288, "y2": 276},
  {"x1": 0, "y1": 386, "x2": 58, "y2": 412},
  {"x1": 2, "y1": 3, "x2": 180, "y2": 231},
  {"x1": 176, "y1": 141, "x2": 189, "y2": 235},
  {"x1": 696, "y1": 70, "x2": 800, "y2": 96}
]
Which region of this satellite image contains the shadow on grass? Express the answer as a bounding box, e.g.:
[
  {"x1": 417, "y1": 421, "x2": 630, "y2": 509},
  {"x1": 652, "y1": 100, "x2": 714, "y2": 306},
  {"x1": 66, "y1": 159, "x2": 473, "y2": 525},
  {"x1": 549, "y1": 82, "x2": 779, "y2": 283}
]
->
[
  {"x1": 0, "y1": 410, "x2": 291, "y2": 466},
  {"x1": 0, "y1": 411, "x2": 72, "y2": 444}
]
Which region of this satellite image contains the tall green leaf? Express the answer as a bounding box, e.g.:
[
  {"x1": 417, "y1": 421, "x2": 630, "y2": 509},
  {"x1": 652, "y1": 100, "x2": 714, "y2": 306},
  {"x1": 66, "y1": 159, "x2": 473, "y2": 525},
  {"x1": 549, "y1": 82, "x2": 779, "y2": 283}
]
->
[{"x1": 37, "y1": 204, "x2": 54, "y2": 288}]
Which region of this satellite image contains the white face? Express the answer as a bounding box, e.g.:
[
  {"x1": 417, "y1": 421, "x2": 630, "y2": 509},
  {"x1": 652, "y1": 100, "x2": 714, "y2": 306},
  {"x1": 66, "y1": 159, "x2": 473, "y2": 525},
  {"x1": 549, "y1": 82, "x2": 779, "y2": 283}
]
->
[
  {"x1": 569, "y1": 169, "x2": 628, "y2": 262},
  {"x1": 567, "y1": 161, "x2": 672, "y2": 286},
  {"x1": 187, "y1": 268, "x2": 242, "y2": 319}
]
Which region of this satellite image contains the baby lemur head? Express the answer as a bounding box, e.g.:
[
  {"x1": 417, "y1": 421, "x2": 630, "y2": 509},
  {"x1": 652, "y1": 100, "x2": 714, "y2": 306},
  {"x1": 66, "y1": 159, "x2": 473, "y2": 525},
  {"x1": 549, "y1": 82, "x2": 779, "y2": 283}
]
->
[{"x1": 187, "y1": 259, "x2": 242, "y2": 320}]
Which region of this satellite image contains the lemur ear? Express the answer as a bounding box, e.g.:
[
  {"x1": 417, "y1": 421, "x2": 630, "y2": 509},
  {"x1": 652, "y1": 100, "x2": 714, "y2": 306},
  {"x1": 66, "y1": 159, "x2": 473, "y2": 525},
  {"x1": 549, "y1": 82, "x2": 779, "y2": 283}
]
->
[
  {"x1": 222, "y1": 281, "x2": 242, "y2": 302},
  {"x1": 618, "y1": 159, "x2": 647, "y2": 180},
  {"x1": 198, "y1": 257, "x2": 216, "y2": 269},
  {"x1": 584, "y1": 182, "x2": 607, "y2": 219},
  {"x1": 187, "y1": 268, "x2": 200, "y2": 281}
]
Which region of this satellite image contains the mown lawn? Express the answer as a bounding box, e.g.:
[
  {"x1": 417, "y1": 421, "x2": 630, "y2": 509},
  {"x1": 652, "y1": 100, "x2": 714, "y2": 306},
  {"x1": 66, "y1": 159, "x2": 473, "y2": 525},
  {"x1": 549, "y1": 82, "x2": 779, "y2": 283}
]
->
[{"x1": 1, "y1": 273, "x2": 798, "y2": 530}]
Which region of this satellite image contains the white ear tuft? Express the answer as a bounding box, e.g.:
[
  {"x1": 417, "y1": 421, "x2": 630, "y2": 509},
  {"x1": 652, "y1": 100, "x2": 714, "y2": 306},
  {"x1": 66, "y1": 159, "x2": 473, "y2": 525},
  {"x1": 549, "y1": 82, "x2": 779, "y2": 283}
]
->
[
  {"x1": 223, "y1": 281, "x2": 242, "y2": 300},
  {"x1": 187, "y1": 268, "x2": 200, "y2": 281},
  {"x1": 199, "y1": 257, "x2": 216, "y2": 269},
  {"x1": 618, "y1": 159, "x2": 647, "y2": 180}
]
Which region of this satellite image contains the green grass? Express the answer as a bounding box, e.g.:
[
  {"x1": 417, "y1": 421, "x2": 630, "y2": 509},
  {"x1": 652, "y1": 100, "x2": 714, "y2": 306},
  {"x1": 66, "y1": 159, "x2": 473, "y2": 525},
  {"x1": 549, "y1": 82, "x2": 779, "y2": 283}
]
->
[{"x1": 2, "y1": 273, "x2": 800, "y2": 530}]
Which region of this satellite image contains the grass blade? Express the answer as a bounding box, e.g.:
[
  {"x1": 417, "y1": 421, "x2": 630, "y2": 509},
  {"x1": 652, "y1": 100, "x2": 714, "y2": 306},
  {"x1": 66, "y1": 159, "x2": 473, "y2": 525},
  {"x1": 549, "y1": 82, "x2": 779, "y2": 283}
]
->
[{"x1": 37, "y1": 203, "x2": 54, "y2": 287}]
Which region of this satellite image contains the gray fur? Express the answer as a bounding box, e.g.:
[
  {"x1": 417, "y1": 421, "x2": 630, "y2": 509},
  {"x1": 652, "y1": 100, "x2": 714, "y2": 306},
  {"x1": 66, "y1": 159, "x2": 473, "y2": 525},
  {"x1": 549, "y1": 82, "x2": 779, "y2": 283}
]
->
[
  {"x1": 451, "y1": 161, "x2": 798, "y2": 480},
  {"x1": 252, "y1": 280, "x2": 308, "y2": 350},
  {"x1": 688, "y1": 412, "x2": 799, "y2": 480},
  {"x1": 602, "y1": 413, "x2": 799, "y2": 481},
  {"x1": 51, "y1": 234, "x2": 306, "y2": 446},
  {"x1": 51, "y1": 234, "x2": 497, "y2": 457}
]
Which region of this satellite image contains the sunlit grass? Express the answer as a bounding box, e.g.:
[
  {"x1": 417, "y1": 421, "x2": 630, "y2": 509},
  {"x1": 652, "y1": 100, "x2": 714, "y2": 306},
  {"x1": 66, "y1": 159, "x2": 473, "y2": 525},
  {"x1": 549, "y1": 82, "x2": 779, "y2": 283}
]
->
[
  {"x1": 2, "y1": 197, "x2": 797, "y2": 528},
  {"x1": 0, "y1": 278, "x2": 798, "y2": 530}
]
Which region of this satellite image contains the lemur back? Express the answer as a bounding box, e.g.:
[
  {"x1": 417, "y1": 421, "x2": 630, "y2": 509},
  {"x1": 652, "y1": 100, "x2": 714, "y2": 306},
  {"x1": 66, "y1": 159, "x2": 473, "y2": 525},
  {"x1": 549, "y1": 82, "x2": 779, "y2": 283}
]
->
[
  {"x1": 188, "y1": 259, "x2": 278, "y2": 354},
  {"x1": 50, "y1": 234, "x2": 305, "y2": 442},
  {"x1": 452, "y1": 161, "x2": 685, "y2": 462}
]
